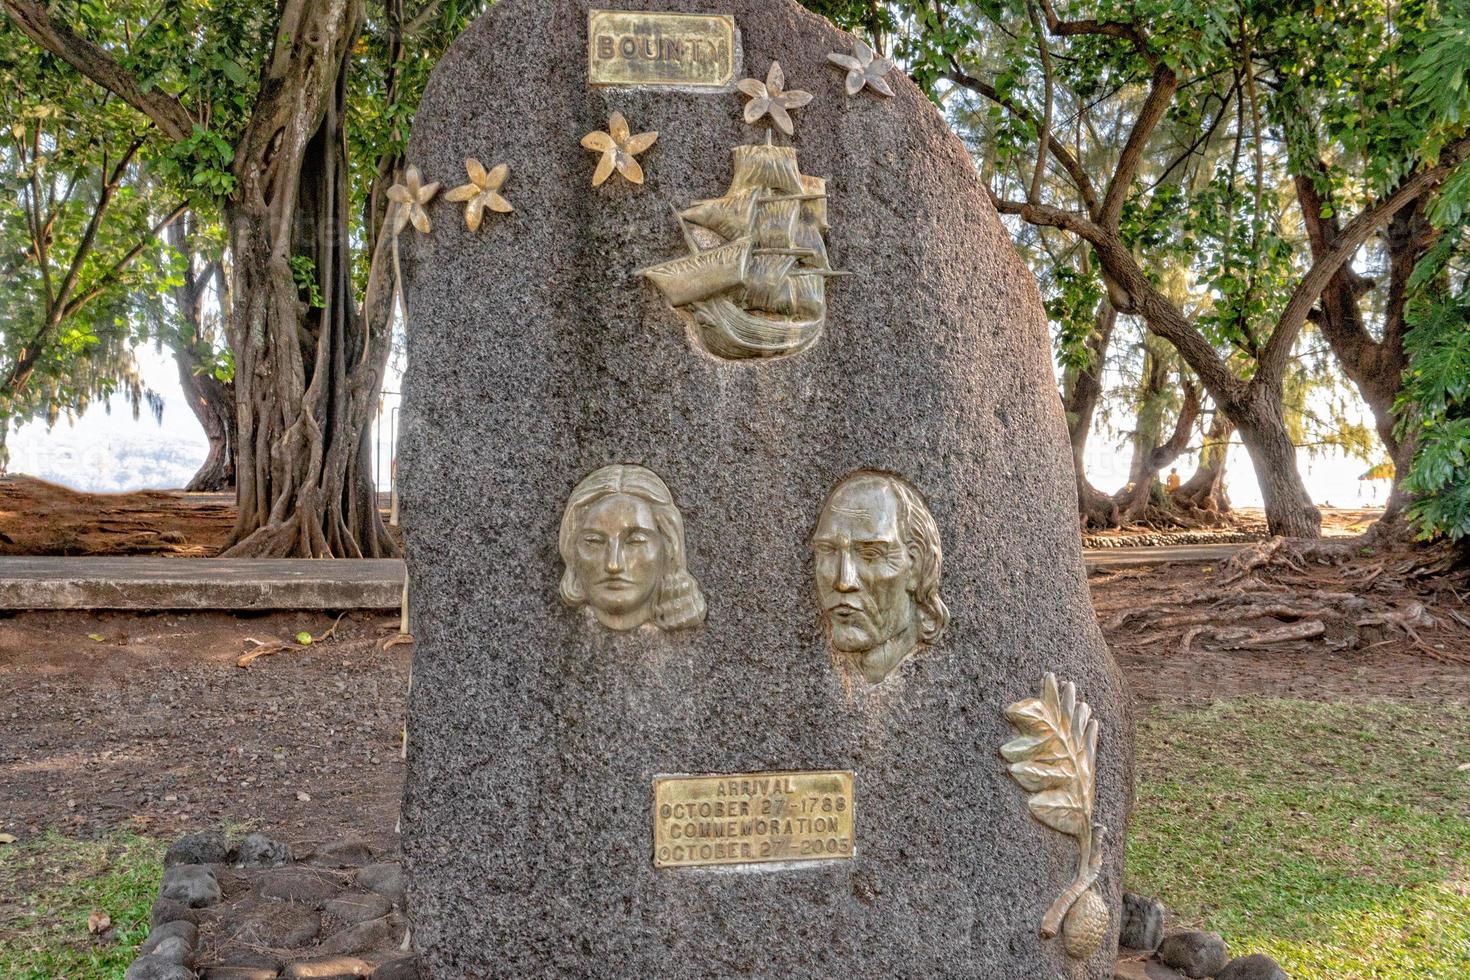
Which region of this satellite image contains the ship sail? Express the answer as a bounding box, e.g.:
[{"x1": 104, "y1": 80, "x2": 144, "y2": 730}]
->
[
  {"x1": 730, "y1": 143, "x2": 803, "y2": 194},
  {"x1": 638, "y1": 137, "x2": 846, "y2": 360},
  {"x1": 638, "y1": 237, "x2": 751, "y2": 308},
  {"x1": 751, "y1": 197, "x2": 800, "y2": 250},
  {"x1": 680, "y1": 190, "x2": 760, "y2": 241}
]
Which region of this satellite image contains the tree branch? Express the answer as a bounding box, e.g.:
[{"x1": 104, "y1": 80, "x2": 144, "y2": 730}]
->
[
  {"x1": 947, "y1": 67, "x2": 1100, "y2": 216},
  {"x1": 1025, "y1": 0, "x2": 1055, "y2": 205},
  {"x1": 1148, "y1": 379, "x2": 1200, "y2": 469},
  {"x1": 1292, "y1": 161, "x2": 1375, "y2": 371},
  {"x1": 992, "y1": 192, "x2": 1241, "y2": 401},
  {"x1": 1143, "y1": 80, "x2": 1238, "y2": 195},
  {"x1": 403, "y1": 0, "x2": 446, "y2": 37},
  {"x1": 62, "y1": 201, "x2": 189, "y2": 319},
  {"x1": 1257, "y1": 134, "x2": 1470, "y2": 384},
  {"x1": 3, "y1": 0, "x2": 194, "y2": 141},
  {"x1": 51, "y1": 140, "x2": 143, "y2": 322},
  {"x1": 1036, "y1": 0, "x2": 1157, "y2": 66},
  {"x1": 1100, "y1": 62, "x2": 1179, "y2": 230}
]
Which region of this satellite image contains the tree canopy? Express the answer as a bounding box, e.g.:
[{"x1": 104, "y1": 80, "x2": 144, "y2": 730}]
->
[
  {"x1": 2, "y1": 0, "x2": 1467, "y2": 546},
  {"x1": 0, "y1": 17, "x2": 182, "y2": 462},
  {"x1": 3, "y1": 0, "x2": 484, "y2": 552},
  {"x1": 809, "y1": 0, "x2": 1470, "y2": 541}
]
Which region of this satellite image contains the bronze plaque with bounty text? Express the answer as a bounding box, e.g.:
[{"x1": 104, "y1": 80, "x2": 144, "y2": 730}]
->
[
  {"x1": 652, "y1": 770, "x2": 855, "y2": 868},
  {"x1": 587, "y1": 10, "x2": 737, "y2": 89}
]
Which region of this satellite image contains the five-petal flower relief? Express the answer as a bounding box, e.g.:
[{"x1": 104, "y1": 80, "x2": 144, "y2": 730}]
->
[
  {"x1": 386, "y1": 165, "x2": 441, "y2": 235},
  {"x1": 827, "y1": 39, "x2": 895, "y2": 98},
  {"x1": 444, "y1": 158, "x2": 514, "y2": 231},
  {"x1": 581, "y1": 111, "x2": 658, "y2": 187},
  {"x1": 737, "y1": 62, "x2": 813, "y2": 137}
]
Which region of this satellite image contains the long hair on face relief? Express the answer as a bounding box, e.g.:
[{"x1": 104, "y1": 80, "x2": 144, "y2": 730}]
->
[
  {"x1": 558, "y1": 463, "x2": 707, "y2": 629},
  {"x1": 888, "y1": 475, "x2": 949, "y2": 643}
]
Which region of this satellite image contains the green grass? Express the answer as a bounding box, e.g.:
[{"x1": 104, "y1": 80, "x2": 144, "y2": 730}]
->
[
  {"x1": 1127, "y1": 698, "x2": 1470, "y2": 979},
  {"x1": 0, "y1": 831, "x2": 163, "y2": 979}
]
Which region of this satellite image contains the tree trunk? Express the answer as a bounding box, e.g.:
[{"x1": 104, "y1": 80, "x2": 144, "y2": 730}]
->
[
  {"x1": 223, "y1": 0, "x2": 394, "y2": 558},
  {"x1": 179, "y1": 364, "x2": 236, "y2": 491},
  {"x1": 1066, "y1": 313, "x2": 1201, "y2": 530},
  {"x1": 166, "y1": 220, "x2": 236, "y2": 492},
  {"x1": 1228, "y1": 385, "x2": 1322, "y2": 537},
  {"x1": 1, "y1": 0, "x2": 393, "y2": 555},
  {"x1": 1295, "y1": 167, "x2": 1435, "y2": 522},
  {"x1": 1063, "y1": 301, "x2": 1121, "y2": 528},
  {"x1": 1173, "y1": 415, "x2": 1233, "y2": 516},
  {"x1": 1374, "y1": 199, "x2": 1435, "y2": 520},
  {"x1": 1078, "y1": 219, "x2": 1324, "y2": 537},
  {"x1": 1112, "y1": 370, "x2": 1198, "y2": 526}
]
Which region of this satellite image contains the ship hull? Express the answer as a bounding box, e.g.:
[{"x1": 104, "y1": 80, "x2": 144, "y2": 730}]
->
[{"x1": 690, "y1": 296, "x2": 823, "y2": 360}]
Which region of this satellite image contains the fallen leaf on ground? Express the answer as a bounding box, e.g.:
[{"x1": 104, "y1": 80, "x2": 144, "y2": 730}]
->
[
  {"x1": 379, "y1": 633, "x2": 414, "y2": 651},
  {"x1": 0, "y1": 833, "x2": 17, "y2": 844},
  {"x1": 88, "y1": 633, "x2": 104, "y2": 642},
  {"x1": 87, "y1": 910, "x2": 111, "y2": 934},
  {"x1": 296, "y1": 791, "x2": 312, "y2": 802}
]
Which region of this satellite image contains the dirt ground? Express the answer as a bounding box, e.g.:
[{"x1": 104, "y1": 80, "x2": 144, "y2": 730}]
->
[
  {"x1": 1094, "y1": 559, "x2": 1470, "y2": 703},
  {"x1": 0, "y1": 473, "x2": 1378, "y2": 556},
  {"x1": 0, "y1": 611, "x2": 409, "y2": 845},
  {"x1": 0, "y1": 476, "x2": 235, "y2": 557}
]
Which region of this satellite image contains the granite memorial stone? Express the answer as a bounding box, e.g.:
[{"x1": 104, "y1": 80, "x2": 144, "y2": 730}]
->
[{"x1": 398, "y1": 0, "x2": 1134, "y2": 976}]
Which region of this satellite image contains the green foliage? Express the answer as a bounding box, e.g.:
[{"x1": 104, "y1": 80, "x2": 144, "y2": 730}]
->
[
  {"x1": 346, "y1": 2, "x2": 489, "y2": 290},
  {"x1": 1401, "y1": 11, "x2": 1470, "y2": 171},
  {"x1": 0, "y1": 1, "x2": 478, "y2": 459},
  {"x1": 809, "y1": 0, "x2": 1470, "y2": 502},
  {"x1": 1047, "y1": 267, "x2": 1104, "y2": 372},
  {"x1": 290, "y1": 255, "x2": 325, "y2": 309},
  {"x1": 15, "y1": 1, "x2": 272, "y2": 209},
  {"x1": 1129, "y1": 698, "x2": 1470, "y2": 978},
  {"x1": 0, "y1": 17, "x2": 181, "y2": 450},
  {"x1": 155, "y1": 125, "x2": 237, "y2": 201},
  {"x1": 1397, "y1": 226, "x2": 1470, "y2": 539},
  {"x1": 209, "y1": 349, "x2": 236, "y2": 383}
]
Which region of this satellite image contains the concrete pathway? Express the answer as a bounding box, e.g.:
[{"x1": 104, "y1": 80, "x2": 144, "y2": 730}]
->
[
  {"x1": 1081, "y1": 542, "x2": 1248, "y2": 570},
  {"x1": 0, "y1": 557, "x2": 407, "y2": 611},
  {"x1": 0, "y1": 543, "x2": 1247, "y2": 611}
]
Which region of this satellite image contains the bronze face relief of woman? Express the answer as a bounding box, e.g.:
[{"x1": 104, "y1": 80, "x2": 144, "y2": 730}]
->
[{"x1": 558, "y1": 464, "x2": 707, "y2": 632}]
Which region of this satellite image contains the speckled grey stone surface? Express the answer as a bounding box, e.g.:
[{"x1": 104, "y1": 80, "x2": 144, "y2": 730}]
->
[{"x1": 398, "y1": 1, "x2": 1134, "y2": 976}]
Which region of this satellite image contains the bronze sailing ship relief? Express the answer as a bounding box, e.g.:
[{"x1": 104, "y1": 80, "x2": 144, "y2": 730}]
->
[{"x1": 639, "y1": 134, "x2": 847, "y2": 360}]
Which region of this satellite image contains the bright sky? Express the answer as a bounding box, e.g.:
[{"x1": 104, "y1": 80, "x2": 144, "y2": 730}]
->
[
  {"x1": 6, "y1": 347, "x2": 404, "y2": 496},
  {"x1": 6, "y1": 344, "x2": 1386, "y2": 508}
]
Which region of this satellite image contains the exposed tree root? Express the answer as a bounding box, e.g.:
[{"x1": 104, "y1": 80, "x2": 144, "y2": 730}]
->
[
  {"x1": 1098, "y1": 533, "x2": 1470, "y2": 662},
  {"x1": 1180, "y1": 619, "x2": 1326, "y2": 655}
]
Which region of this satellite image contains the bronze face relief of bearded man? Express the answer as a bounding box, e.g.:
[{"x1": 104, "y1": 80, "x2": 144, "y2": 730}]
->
[
  {"x1": 559, "y1": 464, "x2": 707, "y2": 632},
  {"x1": 812, "y1": 471, "x2": 949, "y2": 684}
]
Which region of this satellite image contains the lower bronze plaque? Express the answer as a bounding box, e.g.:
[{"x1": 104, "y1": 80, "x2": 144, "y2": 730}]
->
[{"x1": 652, "y1": 770, "x2": 855, "y2": 868}]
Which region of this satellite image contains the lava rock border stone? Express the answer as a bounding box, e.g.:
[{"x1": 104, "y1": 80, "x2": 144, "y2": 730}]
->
[{"x1": 1158, "y1": 931, "x2": 1230, "y2": 978}]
